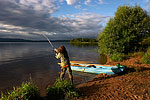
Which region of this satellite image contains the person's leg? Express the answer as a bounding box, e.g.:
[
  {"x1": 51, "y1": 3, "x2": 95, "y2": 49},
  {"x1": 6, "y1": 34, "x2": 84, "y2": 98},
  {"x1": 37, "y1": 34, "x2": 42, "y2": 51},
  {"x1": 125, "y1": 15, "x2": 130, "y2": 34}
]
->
[
  {"x1": 60, "y1": 68, "x2": 66, "y2": 81},
  {"x1": 67, "y1": 67, "x2": 73, "y2": 84}
]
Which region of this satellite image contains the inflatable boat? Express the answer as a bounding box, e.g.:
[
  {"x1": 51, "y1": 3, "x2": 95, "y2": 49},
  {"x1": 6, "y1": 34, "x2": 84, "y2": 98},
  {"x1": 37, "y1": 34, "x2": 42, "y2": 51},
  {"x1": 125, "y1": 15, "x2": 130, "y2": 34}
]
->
[{"x1": 70, "y1": 61, "x2": 126, "y2": 75}]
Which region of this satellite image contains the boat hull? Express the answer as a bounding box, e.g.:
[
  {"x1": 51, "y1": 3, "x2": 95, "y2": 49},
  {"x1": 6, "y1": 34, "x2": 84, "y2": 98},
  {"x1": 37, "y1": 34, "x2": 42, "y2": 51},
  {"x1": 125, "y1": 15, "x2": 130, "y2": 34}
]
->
[{"x1": 70, "y1": 62, "x2": 126, "y2": 75}]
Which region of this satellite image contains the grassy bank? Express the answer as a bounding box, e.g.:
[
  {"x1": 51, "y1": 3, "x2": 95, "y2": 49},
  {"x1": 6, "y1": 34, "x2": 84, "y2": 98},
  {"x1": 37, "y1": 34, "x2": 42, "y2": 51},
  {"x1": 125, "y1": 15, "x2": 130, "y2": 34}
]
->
[
  {"x1": 0, "y1": 82, "x2": 40, "y2": 100},
  {"x1": 46, "y1": 79, "x2": 80, "y2": 100},
  {"x1": 0, "y1": 79, "x2": 80, "y2": 100}
]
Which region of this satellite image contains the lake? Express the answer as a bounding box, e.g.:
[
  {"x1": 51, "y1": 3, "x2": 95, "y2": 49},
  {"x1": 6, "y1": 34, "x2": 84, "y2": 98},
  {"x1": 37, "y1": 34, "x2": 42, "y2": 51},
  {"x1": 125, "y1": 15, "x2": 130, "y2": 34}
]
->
[{"x1": 0, "y1": 42, "x2": 102, "y2": 95}]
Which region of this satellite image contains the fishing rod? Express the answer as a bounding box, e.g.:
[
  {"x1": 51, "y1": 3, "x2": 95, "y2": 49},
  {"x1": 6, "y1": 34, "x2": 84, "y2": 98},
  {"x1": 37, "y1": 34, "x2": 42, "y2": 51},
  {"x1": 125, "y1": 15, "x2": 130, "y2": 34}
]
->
[{"x1": 41, "y1": 34, "x2": 54, "y2": 49}]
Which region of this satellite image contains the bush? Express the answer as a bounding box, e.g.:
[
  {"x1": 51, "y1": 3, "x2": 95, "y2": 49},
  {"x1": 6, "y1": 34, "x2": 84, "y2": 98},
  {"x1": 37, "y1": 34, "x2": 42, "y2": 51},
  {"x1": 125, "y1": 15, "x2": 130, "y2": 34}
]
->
[
  {"x1": 97, "y1": 5, "x2": 150, "y2": 55},
  {"x1": 142, "y1": 52, "x2": 150, "y2": 64},
  {"x1": 65, "y1": 91, "x2": 80, "y2": 100},
  {"x1": 128, "y1": 52, "x2": 144, "y2": 57},
  {"x1": 0, "y1": 82, "x2": 40, "y2": 100},
  {"x1": 46, "y1": 86, "x2": 64, "y2": 100},
  {"x1": 110, "y1": 52, "x2": 126, "y2": 62},
  {"x1": 46, "y1": 79, "x2": 80, "y2": 100}
]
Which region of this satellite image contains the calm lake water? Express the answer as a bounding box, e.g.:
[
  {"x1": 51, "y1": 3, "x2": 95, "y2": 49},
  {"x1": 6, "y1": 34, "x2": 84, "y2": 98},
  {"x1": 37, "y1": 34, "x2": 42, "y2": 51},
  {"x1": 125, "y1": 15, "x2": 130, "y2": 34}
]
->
[{"x1": 0, "y1": 42, "x2": 102, "y2": 95}]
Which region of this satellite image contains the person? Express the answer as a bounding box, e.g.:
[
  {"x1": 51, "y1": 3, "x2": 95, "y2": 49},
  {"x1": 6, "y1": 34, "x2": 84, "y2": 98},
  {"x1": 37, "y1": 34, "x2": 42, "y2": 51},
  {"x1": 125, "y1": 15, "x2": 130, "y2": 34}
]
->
[{"x1": 54, "y1": 45, "x2": 73, "y2": 84}]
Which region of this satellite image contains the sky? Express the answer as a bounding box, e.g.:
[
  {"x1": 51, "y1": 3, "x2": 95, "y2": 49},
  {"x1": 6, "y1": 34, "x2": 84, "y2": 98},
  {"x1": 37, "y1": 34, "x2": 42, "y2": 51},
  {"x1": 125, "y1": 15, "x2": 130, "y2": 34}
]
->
[{"x1": 0, "y1": 0, "x2": 150, "y2": 40}]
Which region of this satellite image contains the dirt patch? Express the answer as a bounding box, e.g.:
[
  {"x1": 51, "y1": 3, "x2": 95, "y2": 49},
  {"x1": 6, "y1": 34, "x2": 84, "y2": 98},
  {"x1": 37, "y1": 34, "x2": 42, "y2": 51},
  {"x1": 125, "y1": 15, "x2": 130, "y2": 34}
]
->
[{"x1": 76, "y1": 57, "x2": 150, "y2": 100}]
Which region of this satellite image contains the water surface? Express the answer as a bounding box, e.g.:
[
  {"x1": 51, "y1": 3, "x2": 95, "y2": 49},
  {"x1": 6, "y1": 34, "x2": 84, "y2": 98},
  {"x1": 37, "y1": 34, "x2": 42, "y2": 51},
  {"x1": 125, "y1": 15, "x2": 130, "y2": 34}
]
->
[{"x1": 0, "y1": 42, "x2": 101, "y2": 95}]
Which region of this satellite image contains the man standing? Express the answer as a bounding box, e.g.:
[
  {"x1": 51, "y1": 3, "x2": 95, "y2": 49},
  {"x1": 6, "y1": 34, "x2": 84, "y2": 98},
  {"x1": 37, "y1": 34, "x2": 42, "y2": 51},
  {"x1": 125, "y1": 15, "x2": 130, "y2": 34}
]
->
[{"x1": 54, "y1": 45, "x2": 73, "y2": 84}]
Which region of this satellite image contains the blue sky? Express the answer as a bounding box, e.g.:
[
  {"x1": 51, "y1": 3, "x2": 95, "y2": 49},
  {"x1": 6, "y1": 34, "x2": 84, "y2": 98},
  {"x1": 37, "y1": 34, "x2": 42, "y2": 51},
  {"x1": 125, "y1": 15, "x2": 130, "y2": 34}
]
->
[
  {"x1": 0, "y1": 0, "x2": 150, "y2": 40},
  {"x1": 53, "y1": 0, "x2": 148, "y2": 17}
]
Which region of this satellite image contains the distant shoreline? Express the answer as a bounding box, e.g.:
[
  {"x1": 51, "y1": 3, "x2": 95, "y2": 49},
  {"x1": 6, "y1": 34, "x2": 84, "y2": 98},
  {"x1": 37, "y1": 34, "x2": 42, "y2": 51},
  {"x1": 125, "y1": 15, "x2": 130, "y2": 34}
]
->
[{"x1": 0, "y1": 38, "x2": 70, "y2": 42}]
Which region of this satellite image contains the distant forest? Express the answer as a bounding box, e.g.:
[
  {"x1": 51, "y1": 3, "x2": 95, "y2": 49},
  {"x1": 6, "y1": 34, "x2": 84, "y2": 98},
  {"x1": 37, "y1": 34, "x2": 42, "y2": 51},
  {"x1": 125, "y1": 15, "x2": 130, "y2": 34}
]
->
[{"x1": 70, "y1": 38, "x2": 97, "y2": 43}]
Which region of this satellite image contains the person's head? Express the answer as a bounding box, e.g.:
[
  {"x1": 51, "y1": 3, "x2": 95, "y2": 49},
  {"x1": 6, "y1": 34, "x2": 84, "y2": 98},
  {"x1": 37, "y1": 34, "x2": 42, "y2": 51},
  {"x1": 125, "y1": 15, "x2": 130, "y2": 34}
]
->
[
  {"x1": 57, "y1": 45, "x2": 69, "y2": 58},
  {"x1": 57, "y1": 45, "x2": 67, "y2": 53}
]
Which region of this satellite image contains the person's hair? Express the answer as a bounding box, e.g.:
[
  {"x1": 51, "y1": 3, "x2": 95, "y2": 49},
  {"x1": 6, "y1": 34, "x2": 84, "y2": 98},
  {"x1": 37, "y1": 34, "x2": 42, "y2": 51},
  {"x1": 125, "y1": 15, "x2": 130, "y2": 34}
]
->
[{"x1": 57, "y1": 45, "x2": 69, "y2": 58}]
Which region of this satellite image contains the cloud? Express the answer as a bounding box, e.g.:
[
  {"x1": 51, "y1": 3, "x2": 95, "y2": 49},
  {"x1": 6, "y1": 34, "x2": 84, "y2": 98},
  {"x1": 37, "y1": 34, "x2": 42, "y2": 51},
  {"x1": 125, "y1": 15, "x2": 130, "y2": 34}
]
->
[
  {"x1": 145, "y1": 1, "x2": 150, "y2": 15},
  {"x1": 84, "y1": 0, "x2": 105, "y2": 6},
  {"x1": 74, "y1": 5, "x2": 81, "y2": 9},
  {"x1": 0, "y1": 0, "x2": 69, "y2": 38},
  {"x1": 98, "y1": 0, "x2": 104, "y2": 4},
  {"x1": 84, "y1": 0, "x2": 91, "y2": 5},
  {"x1": 64, "y1": 12, "x2": 111, "y2": 38},
  {"x1": 59, "y1": 0, "x2": 64, "y2": 3},
  {"x1": 66, "y1": 0, "x2": 79, "y2": 5},
  {"x1": 18, "y1": 0, "x2": 59, "y2": 14},
  {"x1": 0, "y1": 0, "x2": 110, "y2": 40}
]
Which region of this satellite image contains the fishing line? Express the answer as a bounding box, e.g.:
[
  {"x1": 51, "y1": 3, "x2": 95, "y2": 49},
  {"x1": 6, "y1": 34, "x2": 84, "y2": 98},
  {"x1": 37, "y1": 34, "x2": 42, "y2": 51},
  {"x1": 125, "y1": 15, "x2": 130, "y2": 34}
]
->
[{"x1": 41, "y1": 33, "x2": 54, "y2": 49}]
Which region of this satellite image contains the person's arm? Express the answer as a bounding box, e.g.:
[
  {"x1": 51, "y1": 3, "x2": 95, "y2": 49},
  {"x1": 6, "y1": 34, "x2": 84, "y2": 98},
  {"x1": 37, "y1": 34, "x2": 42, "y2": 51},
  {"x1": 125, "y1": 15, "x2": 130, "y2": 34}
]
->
[
  {"x1": 54, "y1": 48, "x2": 58, "y2": 53},
  {"x1": 55, "y1": 53, "x2": 61, "y2": 59}
]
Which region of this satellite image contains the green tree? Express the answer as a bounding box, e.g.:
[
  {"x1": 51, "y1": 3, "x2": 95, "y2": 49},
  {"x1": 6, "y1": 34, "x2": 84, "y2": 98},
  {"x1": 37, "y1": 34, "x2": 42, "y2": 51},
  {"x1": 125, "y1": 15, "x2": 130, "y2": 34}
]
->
[{"x1": 97, "y1": 5, "x2": 150, "y2": 55}]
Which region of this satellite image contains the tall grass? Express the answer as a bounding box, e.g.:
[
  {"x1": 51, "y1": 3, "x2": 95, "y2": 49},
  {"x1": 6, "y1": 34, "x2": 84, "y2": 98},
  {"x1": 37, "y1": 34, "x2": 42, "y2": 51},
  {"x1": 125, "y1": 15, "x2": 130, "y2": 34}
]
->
[
  {"x1": 142, "y1": 53, "x2": 150, "y2": 64},
  {"x1": 0, "y1": 78, "x2": 80, "y2": 100},
  {"x1": 0, "y1": 82, "x2": 40, "y2": 100},
  {"x1": 141, "y1": 47, "x2": 150, "y2": 64},
  {"x1": 46, "y1": 79, "x2": 80, "y2": 100}
]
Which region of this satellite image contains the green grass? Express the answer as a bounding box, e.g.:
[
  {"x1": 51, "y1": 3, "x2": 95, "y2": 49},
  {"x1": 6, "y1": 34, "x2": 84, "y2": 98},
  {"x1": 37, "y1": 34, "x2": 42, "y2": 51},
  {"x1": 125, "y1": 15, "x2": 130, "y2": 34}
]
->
[
  {"x1": 128, "y1": 52, "x2": 144, "y2": 57},
  {"x1": 110, "y1": 52, "x2": 126, "y2": 62},
  {"x1": 0, "y1": 82, "x2": 40, "y2": 100},
  {"x1": 46, "y1": 78, "x2": 80, "y2": 100},
  {"x1": 0, "y1": 78, "x2": 80, "y2": 100},
  {"x1": 142, "y1": 51, "x2": 150, "y2": 64}
]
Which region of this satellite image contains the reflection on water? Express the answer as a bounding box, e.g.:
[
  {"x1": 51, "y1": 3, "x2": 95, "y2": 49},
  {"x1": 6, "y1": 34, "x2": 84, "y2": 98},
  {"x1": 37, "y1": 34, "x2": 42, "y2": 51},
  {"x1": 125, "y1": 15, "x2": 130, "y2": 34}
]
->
[
  {"x1": 0, "y1": 42, "x2": 104, "y2": 95},
  {"x1": 0, "y1": 42, "x2": 52, "y2": 65}
]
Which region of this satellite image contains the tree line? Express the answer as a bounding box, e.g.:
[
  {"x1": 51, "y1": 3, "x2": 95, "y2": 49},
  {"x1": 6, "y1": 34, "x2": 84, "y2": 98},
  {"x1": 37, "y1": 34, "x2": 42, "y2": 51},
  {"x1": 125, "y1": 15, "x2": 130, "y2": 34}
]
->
[{"x1": 70, "y1": 38, "x2": 97, "y2": 43}]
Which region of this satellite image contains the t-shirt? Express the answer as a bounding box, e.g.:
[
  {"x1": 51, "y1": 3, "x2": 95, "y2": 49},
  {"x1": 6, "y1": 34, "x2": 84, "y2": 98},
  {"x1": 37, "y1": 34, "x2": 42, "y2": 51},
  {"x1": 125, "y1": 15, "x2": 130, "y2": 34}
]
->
[{"x1": 55, "y1": 53, "x2": 70, "y2": 66}]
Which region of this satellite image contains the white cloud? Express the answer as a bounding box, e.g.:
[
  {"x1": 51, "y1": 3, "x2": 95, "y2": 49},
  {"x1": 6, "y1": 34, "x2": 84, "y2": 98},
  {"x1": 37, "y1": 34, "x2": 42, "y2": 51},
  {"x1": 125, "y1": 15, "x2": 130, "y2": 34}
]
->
[
  {"x1": 84, "y1": 0, "x2": 91, "y2": 5},
  {"x1": 0, "y1": 12, "x2": 110, "y2": 39},
  {"x1": 16, "y1": 0, "x2": 59, "y2": 14},
  {"x1": 75, "y1": 5, "x2": 81, "y2": 9},
  {"x1": 0, "y1": 22, "x2": 58, "y2": 38},
  {"x1": 59, "y1": 0, "x2": 64, "y2": 3},
  {"x1": 0, "y1": 23, "x2": 23, "y2": 30},
  {"x1": 0, "y1": 0, "x2": 111, "y2": 40},
  {"x1": 144, "y1": 0, "x2": 150, "y2": 15},
  {"x1": 84, "y1": 0, "x2": 105, "y2": 6},
  {"x1": 0, "y1": 22, "x2": 32, "y2": 36},
  {"x1": 98, "y1": 0, "x2": 104, "y2": 4},
  {"x1": 62, "y1": 12, "x2": 111, "y2": 38},
  {"x1": 66, "y1": 0, "x2": 79, "y2": 5},
  {"x1": 0, "y1": 29, "x2": 12, "y2": 33}
]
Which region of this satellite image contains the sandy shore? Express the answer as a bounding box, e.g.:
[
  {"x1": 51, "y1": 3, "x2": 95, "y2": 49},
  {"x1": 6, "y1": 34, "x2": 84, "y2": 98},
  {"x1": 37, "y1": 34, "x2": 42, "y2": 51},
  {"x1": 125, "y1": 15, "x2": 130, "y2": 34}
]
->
[{"x1": 76, "y1": 57, "x2": 150, "y2": 100}]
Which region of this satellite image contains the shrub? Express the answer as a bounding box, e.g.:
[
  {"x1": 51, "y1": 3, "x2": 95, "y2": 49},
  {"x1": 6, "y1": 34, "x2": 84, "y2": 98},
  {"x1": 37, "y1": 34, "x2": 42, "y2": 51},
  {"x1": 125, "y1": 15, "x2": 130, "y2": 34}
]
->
[
  {"x1": 46, "y1": 86, "x2": 64, "y2": 100},
  {"x1": 46, "y1": 79, "x2": 80, "y2": 100},
  {"x1": 142, "y1": 52, "x2": 150, "y2": 64},
  {"x1": 97, "y1": 5, "x2": 150, "y2": 55},
  {"x1": 110, "y1": 52, "x2": 125, "y2": 62},
  {"x1": 0, "y1": 82, "x2": 40, "y2": 100},
  {"x1": 65, "y1": 91, "x2": 80, "y2": 100},
  {"x1": 128, "y1": 52, "x2": 144, "y2": 57}
]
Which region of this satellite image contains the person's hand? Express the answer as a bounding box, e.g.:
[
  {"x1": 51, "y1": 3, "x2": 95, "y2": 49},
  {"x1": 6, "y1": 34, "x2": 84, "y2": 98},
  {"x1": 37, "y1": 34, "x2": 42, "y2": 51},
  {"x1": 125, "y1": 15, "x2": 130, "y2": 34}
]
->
[
  {"x1": 54, "y1": 48, "x2": 57, "y2": 51},
  {"x1": 54, "y1": 48, "x2": 58, "y2": 53}
]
